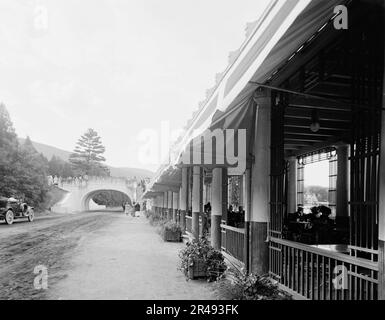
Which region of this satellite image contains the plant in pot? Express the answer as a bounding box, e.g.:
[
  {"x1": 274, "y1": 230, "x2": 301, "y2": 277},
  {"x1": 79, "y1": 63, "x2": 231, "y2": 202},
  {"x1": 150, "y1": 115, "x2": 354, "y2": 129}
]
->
[
  {"x1": 214, "y1": 266, "x2": 292, "y2": 300},
  {"x1": 161, "y1": 221, "x2": 182, "y2": 242},
  {"x1": 179, "y1": 237, "x2": 226, "y2": 281},
  {"x1": 149, "y1": 211, "x2": 164, "y2": 226}
]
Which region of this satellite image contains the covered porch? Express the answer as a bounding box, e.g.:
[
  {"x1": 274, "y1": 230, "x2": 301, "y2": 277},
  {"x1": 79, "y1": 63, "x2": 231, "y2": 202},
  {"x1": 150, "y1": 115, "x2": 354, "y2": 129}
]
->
[{"x1": 143, "y1": 0, "x2": 385, "y2": 300}]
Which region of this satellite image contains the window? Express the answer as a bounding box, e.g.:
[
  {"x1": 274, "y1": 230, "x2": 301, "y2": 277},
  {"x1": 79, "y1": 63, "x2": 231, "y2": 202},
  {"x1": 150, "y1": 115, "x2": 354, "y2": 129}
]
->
[{"x1": 297, "y1": 148, "x2": 337, "y2": 215}]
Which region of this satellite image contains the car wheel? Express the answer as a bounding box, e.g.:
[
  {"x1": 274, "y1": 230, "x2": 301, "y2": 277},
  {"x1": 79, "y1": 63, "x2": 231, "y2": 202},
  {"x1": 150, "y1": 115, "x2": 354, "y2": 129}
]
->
[
  {"x1": 5, "y1": 210, "x2": 14, "y2": 225},
  {"x1": 28, "y1": 209, "x2": 34, "y2": 222}
]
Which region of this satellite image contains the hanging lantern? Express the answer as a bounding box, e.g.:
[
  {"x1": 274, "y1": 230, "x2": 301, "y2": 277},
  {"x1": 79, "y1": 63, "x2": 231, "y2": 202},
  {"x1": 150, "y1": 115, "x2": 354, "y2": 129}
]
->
[{"x1": 310, "y1": 109, "x2": 320, "y2": 133}]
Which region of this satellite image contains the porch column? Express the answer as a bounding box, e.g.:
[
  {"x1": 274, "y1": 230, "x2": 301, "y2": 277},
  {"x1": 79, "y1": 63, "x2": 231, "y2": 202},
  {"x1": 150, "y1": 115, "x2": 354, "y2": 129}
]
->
[
  {"x1": 163, "y1": 191, "x2": 168, "y2": 218},
  {"x1": 243, "y1": 168, "x2": 251, "y2": 272},
  {"x1": 379, "y1": 72, "x2": 385, "y2": 299},
  {"x1": 287, "y1": 156, "x2": 297, "y2": 214},
  {"x1": 167, "y1": 190, "x2": 173, "y2": 220},
  {"x1": 336, "y1": 145, "x2": 349, "y2": 218},
  {"x1": 211, "y1": 168, "x2": 227, "y2": 250},
  {"x1": 249, "y1": 92, "x2": 270, "y2": 275},
  {"x1": 172, "y1": 192, "x2": 179, "y2": 221},
  {"x1": 192, "y1": 166, "x2": 203, "y2": 240},
  {"x1": 156, "y1": 195, "x2": 160, "y2": 215},
  {"x1": 157, "y1": 195, "x2": 163, "y2": 215},
  {"x1": 180, "y1": 167, "x2": 187, "y2": 231}
]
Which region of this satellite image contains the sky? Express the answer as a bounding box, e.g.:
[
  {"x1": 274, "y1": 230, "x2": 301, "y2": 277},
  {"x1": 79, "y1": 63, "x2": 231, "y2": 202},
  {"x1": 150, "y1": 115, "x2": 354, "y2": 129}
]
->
[
  {"x1": 304, "y1": 161, "x2": 330, "y2": 188},
  {"x1": 0, "y1": 0, "x2": 271, "y2": 171}
]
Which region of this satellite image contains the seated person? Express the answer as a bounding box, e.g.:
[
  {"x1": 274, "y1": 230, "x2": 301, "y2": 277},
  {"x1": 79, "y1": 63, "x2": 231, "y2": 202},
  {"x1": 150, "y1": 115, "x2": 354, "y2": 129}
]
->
[
  {"x1": 310, "y1": 205, "x2": 334, "y2": 243},
  {"x1": 318, "y1": 205, "x2": 331, "y2": 216},
  {"x1": 287, "y1": 206, "x2": 304, "y2": 222},
  {"x1": 204, "y1": 202, "x2": 211, "y2": 214},
  {"x1": 227, "y1": 205, "x2": 235, "y2": 226}
]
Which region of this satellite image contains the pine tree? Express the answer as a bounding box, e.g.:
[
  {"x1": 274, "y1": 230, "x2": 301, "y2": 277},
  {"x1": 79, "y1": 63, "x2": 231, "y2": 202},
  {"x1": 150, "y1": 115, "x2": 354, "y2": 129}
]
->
[
  {"x1": 15, "y1": 137, "x2": 49, "y2": 205},
  {"x1": 69, "y1": 128, "x2": 109, "y2": 176},
  {"x1": 0, "y1": 104, "x2": 49, "y2": 207},
  {"x1": 48, "y1": 155, "x2": 74, "y2": 177},
  {"x1": 0, "y1": 103, "x2": 20, "y2": 196}
]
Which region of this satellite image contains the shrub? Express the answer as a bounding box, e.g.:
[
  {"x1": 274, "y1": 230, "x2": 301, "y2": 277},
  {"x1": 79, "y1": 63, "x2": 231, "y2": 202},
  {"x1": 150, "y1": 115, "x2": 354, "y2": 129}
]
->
[
  {"x1": 214, "y1": 267, "x2": 291, "y2": 300},
  {"x1": 179, "y1": 237, "x2": 226, "y2": 281},
  {"x1": 148, "y1": 211, "x2": 164, "y2": 226},
  {"x1": 160, "y1": 221, "x2": 182, "y2": 241},
  {"x1": 162, "y1": 221, "x2": 182, "y2": 233},
  {"x1": 144, "y1": 209, "x2": 152, "y2": 219}
]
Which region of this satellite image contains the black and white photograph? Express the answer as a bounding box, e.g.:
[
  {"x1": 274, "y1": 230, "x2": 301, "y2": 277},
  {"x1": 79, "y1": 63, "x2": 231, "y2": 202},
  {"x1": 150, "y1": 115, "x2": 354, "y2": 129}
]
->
[{"x1": 0, "y1": 0, "x2": 385, "y2": 310}]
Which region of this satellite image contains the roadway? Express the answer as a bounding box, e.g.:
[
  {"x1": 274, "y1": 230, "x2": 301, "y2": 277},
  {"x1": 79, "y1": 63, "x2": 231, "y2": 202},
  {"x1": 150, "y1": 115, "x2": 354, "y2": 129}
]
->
[{"x1": 0, "y1": 210, "x2": 216, "y2": 300}]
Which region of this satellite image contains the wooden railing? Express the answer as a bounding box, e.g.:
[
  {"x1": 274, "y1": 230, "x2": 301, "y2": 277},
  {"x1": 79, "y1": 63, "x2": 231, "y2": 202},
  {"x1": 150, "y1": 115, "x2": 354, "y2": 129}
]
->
[
  {"x1": 221, "y1": 224, "x2": 245, "y2": 263},
  {"x1": 269, "y1": 238, "x2": 378, "y2": 300},
  {"x1": 186, "y1": 215, "x2": 192, "y2": 234}
]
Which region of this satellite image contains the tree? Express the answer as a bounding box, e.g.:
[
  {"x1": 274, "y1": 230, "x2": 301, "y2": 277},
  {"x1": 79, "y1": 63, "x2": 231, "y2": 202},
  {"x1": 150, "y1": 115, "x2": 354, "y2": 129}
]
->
[
  {"x1": 15, "y1": 137, "x2": 49, "y2": 205},
  {"x1": 0, "y1": 104, "x2": 49, "y2": 207},
  {"x1": 69, "y1": 128, "x2": 109, "y2": 176},
  {"x1": 0, "y1": 103, "x2": 20, "y2": 196},
  {"x1": 92, "y1": 191, "x2": 130, "y2": 207},
  {"x1": 48, "y1": 155, "x2": 74, "y2": 177}
]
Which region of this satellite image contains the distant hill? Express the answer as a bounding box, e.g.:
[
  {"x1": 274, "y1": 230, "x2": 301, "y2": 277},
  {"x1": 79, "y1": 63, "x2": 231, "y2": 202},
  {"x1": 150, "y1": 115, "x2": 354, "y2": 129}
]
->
[
  {"x1": 18, "y1": 138, "x2": 154, "y2": 179},
  {"x1": 19, "y1": 138, "x2": 72, "y2": 161}
]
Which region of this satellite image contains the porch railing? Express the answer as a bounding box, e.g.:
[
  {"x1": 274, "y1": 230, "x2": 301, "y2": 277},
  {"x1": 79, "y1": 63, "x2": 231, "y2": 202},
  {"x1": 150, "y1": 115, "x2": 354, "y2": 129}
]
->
[
  {"x1": 221, "y1": 224, "x2": 245, "y2": 263},
  {"x1": 269, "y1": 238, "x2": 378, "y2": 300},
  {"x1": 186, "y1": 215, "x2": 192, "y2": 234}
]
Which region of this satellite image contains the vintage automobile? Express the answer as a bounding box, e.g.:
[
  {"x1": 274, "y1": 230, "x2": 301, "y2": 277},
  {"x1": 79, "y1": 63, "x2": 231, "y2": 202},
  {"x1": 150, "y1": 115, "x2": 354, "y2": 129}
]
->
[{"x1": 0, "y1": 197, "x2": 34, "y2": 225}]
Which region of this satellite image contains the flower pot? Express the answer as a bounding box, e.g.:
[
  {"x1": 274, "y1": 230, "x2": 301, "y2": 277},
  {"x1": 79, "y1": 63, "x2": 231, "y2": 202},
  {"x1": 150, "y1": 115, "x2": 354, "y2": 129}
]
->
[
  {"x1": 187, "y1": 257, "x2": 207, "y2": 280},
  {"x1": 162, "y1": 229, "x2": 182, "y2": 242}
]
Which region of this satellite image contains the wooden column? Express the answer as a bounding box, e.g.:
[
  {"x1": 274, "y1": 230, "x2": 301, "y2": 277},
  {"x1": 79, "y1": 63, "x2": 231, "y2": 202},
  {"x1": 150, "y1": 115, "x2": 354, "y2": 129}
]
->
[
  {"x1": 287, "y1": 156, "x2": 297, "y2": 214},
  {"x1": 244, "y1": 168, "x2": 251, "y2": 272},
  {"x1": 336, "y1": 145, "x2": 349, "y2": 218},
  {"x1": 167, "y1": 190, "x2": 173, "y2": 220},
  {"x1": 192, "y1": 166, "x2": 202, "y2": 240},
  {"x1": 179, "y1": 167, "x2": 188, "y2": 231},
  {"x1": 172, "y1": 192, "x2": 178, "y2": 221},
  {"x1": 163, "y1": 191, "x2": 168, "y2": 218},
  {"x1": 154, "y1": 196, "x2": 158, "y2": 214},
  {"x1": 379, "y1": 69, "x2": 385, "y2": 299},
  {"x1": 211, "y1": 168, "x2": 227, "y2": 250},
  {"x1": 249, "y1": 92, "x2": 270, "y2": 275}
]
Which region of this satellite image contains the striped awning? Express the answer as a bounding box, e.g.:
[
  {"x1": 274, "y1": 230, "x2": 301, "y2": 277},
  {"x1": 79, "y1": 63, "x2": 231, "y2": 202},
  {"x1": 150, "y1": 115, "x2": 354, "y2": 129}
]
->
[{"x1": 144, "y1": 0, "x2": 344, "y2": 196}]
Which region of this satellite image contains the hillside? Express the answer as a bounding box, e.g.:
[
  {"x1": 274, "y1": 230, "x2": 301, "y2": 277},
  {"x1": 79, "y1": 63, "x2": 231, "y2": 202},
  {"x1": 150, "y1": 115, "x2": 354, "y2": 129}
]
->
[
  {"x1": 19, "y1": 138, "x2": 71, "y2": 161},
  {"x1": 18, "y1": 138, "x2": 154, "y2": 179}
]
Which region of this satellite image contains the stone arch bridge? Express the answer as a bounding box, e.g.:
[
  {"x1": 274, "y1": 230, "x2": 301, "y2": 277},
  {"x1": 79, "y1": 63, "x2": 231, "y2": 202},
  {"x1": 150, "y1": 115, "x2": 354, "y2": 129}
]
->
[{"x1": 51, "y1": 177, "x2": 137, "y2": 213}]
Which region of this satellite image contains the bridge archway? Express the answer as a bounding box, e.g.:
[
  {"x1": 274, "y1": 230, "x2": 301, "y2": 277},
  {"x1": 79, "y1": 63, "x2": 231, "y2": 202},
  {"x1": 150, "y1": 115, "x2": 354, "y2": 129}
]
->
[
  {"x1": 81, "y1": 189, "x2": 132, "y2": 211},
  {"x1": 52, "y1": 177, "x2": 136, "y2": 213}
]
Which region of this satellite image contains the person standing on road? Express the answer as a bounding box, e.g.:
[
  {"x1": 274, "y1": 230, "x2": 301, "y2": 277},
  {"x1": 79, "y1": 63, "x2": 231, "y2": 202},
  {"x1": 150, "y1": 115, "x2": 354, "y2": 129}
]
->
[{"x1": 124, "y1": 202, "x2": 131, "y2": 216}]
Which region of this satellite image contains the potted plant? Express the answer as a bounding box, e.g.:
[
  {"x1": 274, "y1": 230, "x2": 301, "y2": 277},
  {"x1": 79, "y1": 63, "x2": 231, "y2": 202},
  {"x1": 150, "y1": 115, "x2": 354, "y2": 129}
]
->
[
  {"x1": 214, "y1": 266, "x2": 292, "y2": 300},
  {"x1": 149, "y1": 211, "x2": 164, "y2": 226},
  {"x1": 161, "y1": 221, "x2": 182, "y2": 242},
  {"x1": 179, "y1": 237, "x2": 226, "y2": 281}
]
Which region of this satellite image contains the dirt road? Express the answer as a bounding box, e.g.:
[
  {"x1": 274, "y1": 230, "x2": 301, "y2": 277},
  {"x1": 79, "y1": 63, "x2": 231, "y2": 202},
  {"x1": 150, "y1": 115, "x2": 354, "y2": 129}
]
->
[
  {"x1": 0, "y1": 211, "x2": 117, "y2": 300},
  {"x1": 0, "y1": 211, "x2": 216, "y2": 300}
]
